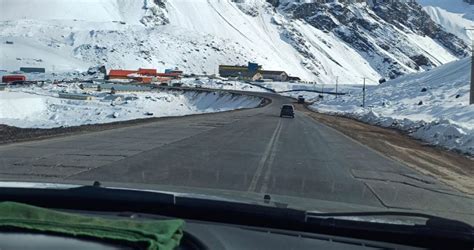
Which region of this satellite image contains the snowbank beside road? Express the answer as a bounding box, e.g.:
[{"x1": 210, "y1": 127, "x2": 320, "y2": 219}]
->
[
  {"x1": 0, "y1": 84, "x2": 262, "y2": 129},
  {"x1": 0, "y1": 92, "x2": 46, "y2": 120},
  {"x1": 180, "y1": 78, "x2": 270, "y2": 93},
  {"x1": 310, "y1": 57, "x2": 474, "y2": 155}
]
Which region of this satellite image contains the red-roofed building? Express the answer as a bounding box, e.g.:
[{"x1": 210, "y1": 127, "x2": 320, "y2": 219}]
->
[
  {"x1": 108, "y1": 70, "x2": 138, "y2": 79},
  {"x1": 138, "y1": 68, "x2": 157, "y2": 75},
  {"x1": 107, "y1": 68, "x2": 181, "y2": 82},
  {"x1": 2, "y1": 75, "x2": 26, "y2": 83}
]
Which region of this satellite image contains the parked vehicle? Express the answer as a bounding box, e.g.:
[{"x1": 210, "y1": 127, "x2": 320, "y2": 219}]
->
[
  {"x1": 280, "y1": 104, "x2": 295, "y2": 118},
  {"x1": 297, "y1": 95, "x2": 305, "y2": 104}
]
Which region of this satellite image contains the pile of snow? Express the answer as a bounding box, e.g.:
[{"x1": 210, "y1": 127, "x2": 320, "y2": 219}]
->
[
  {"x1": 310, "y1": 57, "x2": 474, "y2": 155},
  {"x1": 0, "y1": 92, "x2": 47, "y2": 120},
  {"x1": 180, "y1": 78, "x2": 270, "y2": 92},
  {"x1": 417, "y1": 0, "x2": 474, "y2": 43},
  {"x1": 0, "y1": 84, "x2": 262, "y2": 128},
  {"x1": 0, "y1": 0, "x2": 165, "y2": 25}
]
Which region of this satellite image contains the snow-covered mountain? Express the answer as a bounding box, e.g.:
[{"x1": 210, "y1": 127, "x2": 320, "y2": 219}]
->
[
  {"x1": 0, "y1": 0, "x2": 469, "y2": 83},
  {"x1": 417, "y1": 0, "x2": 474, "y2": 43}
]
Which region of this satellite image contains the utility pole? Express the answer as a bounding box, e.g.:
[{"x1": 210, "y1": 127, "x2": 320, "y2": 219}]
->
[
  {"x1": 321, "y1": 82, "x2": 324, "y2": 99},
  {"x1": 472, "y1": 42, "x2": 474, "y2": 105},
  {"x1": 362, "y1": 77, "x2": 366, "y2": 108},
  {"x1": 471, "y1": 39, "x2": 474, "y2": 105},
  {"x1": 335, "y1": 76, "x2": 339, "y2": 99},
  {"x1": 466, "y1": 28, "x2": 474, "y2": 105}
]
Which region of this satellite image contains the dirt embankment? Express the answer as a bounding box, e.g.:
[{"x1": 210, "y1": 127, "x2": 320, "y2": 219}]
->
[{"x1": 297, "y1": 105, "x2": 474, "y2": 195}]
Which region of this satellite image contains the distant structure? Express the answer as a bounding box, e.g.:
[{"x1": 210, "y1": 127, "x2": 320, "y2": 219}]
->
[
  {"x1": 165, "y1": 68, "x2": 184, "y2": 74},
  {"x1": 254, "y1": 70, "x2": 289, "y2": 82},
  {"x1": 218, "y1": 62, "x2": 297, "y2": 82},
  {"x1": 20, "y1": 67, "x2": 45, "y2": 73},
  {"x1": 2, "y1": 75, "x2": 26, "y2": 83},
  {"x1": 107, "y1": 70, "x2": 138, "y2": 80},
  {"x1": 107, "y1": 68, "x2": 182, "y2": 84},
  {"x1": 219, "y1": 62, "x2": 262, "y2": 79}
]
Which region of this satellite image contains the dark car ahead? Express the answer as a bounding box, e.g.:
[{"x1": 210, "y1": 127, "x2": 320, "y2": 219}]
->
[
  {"x1": 297, "y1": 95, "x2": 305, "y2": 104},
  {"x1": 280, "y1": 104, "x2": 295, "y2": 118}
]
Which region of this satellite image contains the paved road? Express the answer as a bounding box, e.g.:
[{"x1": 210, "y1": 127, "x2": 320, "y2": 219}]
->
[{"x1": 0, "y1": 92, "x2": 472, "y2": 222}]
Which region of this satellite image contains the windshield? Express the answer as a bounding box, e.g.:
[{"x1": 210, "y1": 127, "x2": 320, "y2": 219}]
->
[{"x1": 0, "y1": 0, "x2": 473, "y2": 228}]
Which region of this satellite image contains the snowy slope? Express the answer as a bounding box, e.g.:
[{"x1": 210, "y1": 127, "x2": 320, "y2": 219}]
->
[
  {"x1": 278, "y1": 1, "x2": 468, "y2": 80},
  {"x1": 418, "y1": 0, "x2": 474, "y2": 43},
  {"x1": 0, "y1": 84, "x2": 262, "y2": 128},
  {"x1": 0, "y1": 0, "x2": 469, "y2": 83},
  {"x1": 310, "y1": 57, "x2": 474, "y2": 155},
  {"x1": 0, "y1": 0, "x2": 146, "y2": 24}
]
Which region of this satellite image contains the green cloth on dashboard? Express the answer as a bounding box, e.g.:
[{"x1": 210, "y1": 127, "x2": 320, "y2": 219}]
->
[{"x1": 0, "y1": 201, "x2": 184, "y2": 250}]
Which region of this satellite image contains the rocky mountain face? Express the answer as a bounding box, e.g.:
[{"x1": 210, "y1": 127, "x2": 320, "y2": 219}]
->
[
  {"x1": 140, "y1": 0, "x2": 169, "y2": 26},
  {"x1": 1, "y1": 0, "x2": 469, "y2": 82},
  {"x1": 272, "y1": 0, "x2": 469, "y2": 79}
]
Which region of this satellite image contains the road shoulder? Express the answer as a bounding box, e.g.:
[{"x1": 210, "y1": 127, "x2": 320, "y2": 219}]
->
[{"x1": 297, "y1": 104, "x2": 474, "y2": 195}]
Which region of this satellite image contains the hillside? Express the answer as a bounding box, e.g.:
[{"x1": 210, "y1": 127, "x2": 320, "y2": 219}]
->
[
  {"x1": 417, "y1": 0, "x2": 474, "y2": 43},
  {"x1": 311, "y1": 57, "x2": 474, "y2": 155},
  {"x1": 0, "y1": 0, "x2": 469, "y2": 83}
]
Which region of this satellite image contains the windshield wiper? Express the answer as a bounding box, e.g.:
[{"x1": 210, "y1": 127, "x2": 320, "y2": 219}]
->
[
  {"x1": 307, "y1": 211, "x2": 439, "y2": 219},
  {"x1": 306, "y1": 211, "x2": 473, "y2": 234}
]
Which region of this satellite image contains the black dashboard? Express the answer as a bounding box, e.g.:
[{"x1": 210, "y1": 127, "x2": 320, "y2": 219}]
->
[{"x1": 0, "y1": 185, "x2": 472, "y2": 249}]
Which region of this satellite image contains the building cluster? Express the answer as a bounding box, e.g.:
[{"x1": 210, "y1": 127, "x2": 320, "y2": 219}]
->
[
  {"x1": 107, "y1": 68, "x2": 183, "y2": 84},
  {"x1": 218, "y1": 62, "x2": 300, "y2": 82},
  {"x1": 2, "y1": 62, "x2": 301, "y2": 86}
]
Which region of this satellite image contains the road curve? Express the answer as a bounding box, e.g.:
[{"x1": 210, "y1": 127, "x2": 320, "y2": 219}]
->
[{"x1": 0, "y1": 91, "x2": 472, "y2": 223}]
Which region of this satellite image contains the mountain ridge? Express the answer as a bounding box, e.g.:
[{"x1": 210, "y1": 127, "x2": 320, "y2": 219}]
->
[{"x1": 0, "y1": 0, "x2": 469, "y2": 83}]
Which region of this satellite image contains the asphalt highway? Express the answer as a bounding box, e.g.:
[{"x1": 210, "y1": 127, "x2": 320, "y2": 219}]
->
[{"x1": 0, "y1": 91, "x2": 472, "y2": 223}]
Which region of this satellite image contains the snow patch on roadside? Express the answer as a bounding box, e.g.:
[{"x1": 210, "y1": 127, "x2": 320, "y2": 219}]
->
[
  {"x1": 180, "y1": 78, "x2": 271, "y2": 93},
  {"x1": 309, "y1": 57, "x2": 474, "y2": 155},
  {"x1": 0, "y1": 92, "x2": 47, "y2": 120},
  {"x1": 0, "y1": 84, "x2": 262, "y2": 129}
]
